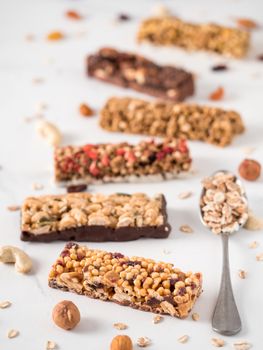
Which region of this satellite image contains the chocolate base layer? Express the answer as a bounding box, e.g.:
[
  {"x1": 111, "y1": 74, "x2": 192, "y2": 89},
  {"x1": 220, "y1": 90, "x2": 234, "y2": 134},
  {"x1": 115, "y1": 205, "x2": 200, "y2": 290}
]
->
[
  {"x1": 48, "y1": 278, "x2": 202, "y2": 318},
  {"x1": 21, "y1": 223, "x2": 171, "y2": 242}
]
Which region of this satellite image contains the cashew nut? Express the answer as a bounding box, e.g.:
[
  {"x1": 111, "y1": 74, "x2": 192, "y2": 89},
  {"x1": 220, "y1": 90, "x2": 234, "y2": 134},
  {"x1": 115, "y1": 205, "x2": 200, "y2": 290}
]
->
[
  {"x1": 36, "y1": 120, "x2": 62, "y2": 147},
  {"x1": 0, "y1": 246, "x2": 32, "y2": 273}
]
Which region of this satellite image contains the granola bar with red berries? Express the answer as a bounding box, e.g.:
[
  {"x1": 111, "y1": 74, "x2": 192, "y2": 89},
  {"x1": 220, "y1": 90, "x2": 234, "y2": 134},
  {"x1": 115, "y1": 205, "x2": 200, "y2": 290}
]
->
[{"x1": 54, "y1": 138, "x2": 191, "y2": 185}]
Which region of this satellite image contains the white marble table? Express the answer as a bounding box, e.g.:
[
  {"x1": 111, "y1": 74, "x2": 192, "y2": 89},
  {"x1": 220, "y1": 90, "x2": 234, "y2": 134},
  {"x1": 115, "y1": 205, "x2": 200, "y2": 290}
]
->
[{"x1": 0, "y1": 0, "x2": 263, "y2": 349}]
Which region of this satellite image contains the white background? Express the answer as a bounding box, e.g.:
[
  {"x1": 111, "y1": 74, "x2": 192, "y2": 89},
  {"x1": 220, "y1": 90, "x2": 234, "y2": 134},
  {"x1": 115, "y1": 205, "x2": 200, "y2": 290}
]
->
[{"x1": 0, "y1": 0, "x2": 263, "y2": 349}]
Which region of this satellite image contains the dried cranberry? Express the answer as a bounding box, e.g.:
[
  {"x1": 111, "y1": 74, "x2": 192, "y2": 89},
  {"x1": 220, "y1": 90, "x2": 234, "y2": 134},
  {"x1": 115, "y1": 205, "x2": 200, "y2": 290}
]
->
[
  {"x1": 156, "y1": 151, "x2": 165, "y2": 160},
  {"x1": 163, "y1": 146, "x2": 174, "y2": 154},
  {"x1": 147, "y1": 297, "x2": 161, "y2": 306},
  {"x1": 117, "y1": 13, "x2": 131, "y2": 21},
  {"x1": 178, "y1": 287, "x2": 186, "y2": 296},
  {"x1": 164, "y1": 295, "x2": 177, "y2": 306},
  {"x1": 148, "y1": 153, "x2": 157, "y2": 164},
  {"x1": 257, "y1": 54, "x2": 263, "y2": 61},
  {"x1": 116, "y1": 148, "x2": 126, "y2": 156},
  {"x1": 61, "y1": 250, "x2": 70, "y2": 257},
  {"x1": 112, "y1": 253, "x2": 124, "y2": 259},
  {"x1": 67, "y1": 184, "x2": 87, "y2": 193},
  {"x1": 65, "y1": 242, "x2": 78, "y2": 249},
  {"x1": 126, "y1": 260, "x2": 141, "y2": 267},
  {"x1": 190, "y1": 282, "x2": 197, "y2": 290},
  {"x1": 101, "y1": 154, "x2": 110, "y2": 166},
  {"x1": 211, "y1": 64, "x2": 228, "y2": 71}
]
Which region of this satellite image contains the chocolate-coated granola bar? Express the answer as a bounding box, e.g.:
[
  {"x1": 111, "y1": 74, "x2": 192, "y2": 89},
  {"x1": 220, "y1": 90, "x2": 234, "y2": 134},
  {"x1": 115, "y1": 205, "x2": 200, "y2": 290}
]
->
[
  {"x1": 137, "y1": 17, "x2": 250, "y2": 58},
  {"x1": 100, "y1": 97, "x2": 245, "y2": 147},
  {"x1": 21, "y1": 193, "x2": 171, "y2": 242},
  {"x1": 87, "y1": 47, "x2": 194, "y2": 101},
  {"x1": 54, "y1": 138, "x2": 191, "y2": 185},
  {"x1": 48, "y1": 243, "x2": 202, "y2": 318}
]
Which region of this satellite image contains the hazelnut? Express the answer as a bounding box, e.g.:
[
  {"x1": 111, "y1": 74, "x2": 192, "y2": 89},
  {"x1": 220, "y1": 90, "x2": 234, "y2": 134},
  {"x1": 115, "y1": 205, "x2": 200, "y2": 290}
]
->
[
  {"x1": 110, "y1": 335, "x2": 133, "y2": 350},
  {"x1": 52, "y1": 300, "x2": 80, "y2": 330},
  {"x1": 238, "y1": 159, "x2": 261, "y2": 181}
]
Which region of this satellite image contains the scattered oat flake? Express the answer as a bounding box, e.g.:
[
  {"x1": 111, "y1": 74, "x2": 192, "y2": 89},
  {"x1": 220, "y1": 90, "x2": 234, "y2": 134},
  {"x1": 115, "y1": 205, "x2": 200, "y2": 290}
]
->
[
  {"x1": 79, "y1": 103, "x2": 94, "y2": 117},
  {"x1": 47, "y1": 31, "x2": 64, "y2": 41},
  {"x1": 191, "y1": 312, "x2": 200, "y2": 321},
  {"x1": 178, "y1": 191, "x2": 192, "y2": 199},
  {"x1": 32, "y1": 183, "x2": 44, "y2": 191},
  {"x1": 244, "y1": 210, "x2": 263, "y2": 231},
  {"x1": 25, "y1": 33, "x2": 35, "y2": 41},
  {"x1": 46, "y1": 340, "x2": 56, "y2": 350},
  {"x1": 209, "y1": 87, "x2": 224, "y2": 101},
  {"x1": 66, "y1": 10, "x2": 82, "y2": 20},
  {"x1": 211, "y1": 337, "x2": 225, "y2": 347},
  {"x1": 7, "y1": 205, "x2": 20, "y2": 212},
  {"x1": 238, "y1": 269, "x2": 247, "y2": 279},
  {"x1": 249, "y1": 241, "x2": 259, "y2": 249},
  {"x1": 233, "y1": 340, "x2": 252, "y2": 350},
  {"x1": 236, "y1": 18, "x2": 258, "y2": 29},
  {"x1": 113, "y1": 322, "x2": 128, "y2": 330},
  {"x1": 32, "y1": 77, "x2": 45, "y2": 85},
  {"x1": 153, "y1": 315, "x2": 163, "y2": 324},
  {"x1": 0, "y1": 301, "x2": 12, "y2": 309},
  {"x1": 163, "y1": 249, "x2": 171, "y2": 254},
  {"x1": 137, "y1": 336, "x2": 151, "y2": 347},
  {"x1": 242, "y1": 146, "x2": 256, "y2": 155},
  {"x1": 178, "y1": 335, "x2": 189, "y2": 343},
  {"x1": 256, "y1": 253, "x2": 263, "y2": 261},
  {"x1": 7, "y1": 329, "x2": 19, "y2": 339},
  {"x1": 179, "y1": 225, "x2": 193, "y2": 233}
]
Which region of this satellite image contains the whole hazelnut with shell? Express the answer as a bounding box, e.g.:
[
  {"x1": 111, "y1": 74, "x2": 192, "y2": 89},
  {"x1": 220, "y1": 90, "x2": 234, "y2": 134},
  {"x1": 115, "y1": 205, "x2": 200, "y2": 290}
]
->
[{"x1": 52, "y1": 300, "x2": 80, "y2": 330}]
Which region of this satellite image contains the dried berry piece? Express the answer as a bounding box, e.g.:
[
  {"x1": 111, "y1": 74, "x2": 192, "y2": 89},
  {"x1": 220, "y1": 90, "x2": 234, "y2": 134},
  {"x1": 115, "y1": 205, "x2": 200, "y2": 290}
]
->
[
  {"x1": 236, "y1": 18, "x2": 259, "y2": 30},
  {"x1": 211, "y1": 64, "x2": 228, "y2": 72},
  {"x1": 209, "y1": 87, "x2": 224, "y2": 101},
  {"x1": 257, "y1": 54, "x2": 263, "y2": 61},
  {"x1": 117, "y1": 13, "x2": 131, "y2": 21},
  {"x1": 65, "y1": 10, "x2": 82, "y2": 20},
  {"x1": 238, "y1": 159, "x2": 261, "y2": 181},
  {"x1": 79, "y1": 103, "x2": 94, "y2": 117},
  {"x1": 47, "y1": 31, "x2": 64, "y2": 41},
  {"x1": 67, "y1": 184, "x2": 87, "y2": 193}
]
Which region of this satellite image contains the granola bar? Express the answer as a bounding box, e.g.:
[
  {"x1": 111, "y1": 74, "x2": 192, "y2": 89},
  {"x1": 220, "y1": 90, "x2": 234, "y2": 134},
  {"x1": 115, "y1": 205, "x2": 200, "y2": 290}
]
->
[
  {"x1": 54, "y1": 138, "x2": 191, "y2": 185},
  {"x1": 21, "y1": 193, "x2": 171, "y2": 242},
  {"x1": 87, "y1": 47, "x2": 194, "y2": 101},
  {"x1": 200, "y1": 171, "x2": 248, "y2": 234},
  {"x1": 100, "y1": 97, "x2": 245, "y2": 147},
  {"x1": 48, "y1": 242, "x2": 202, "y2": 318},
  {"x1": 137, "y1": 17, "x2": 250, "y2": 58}
]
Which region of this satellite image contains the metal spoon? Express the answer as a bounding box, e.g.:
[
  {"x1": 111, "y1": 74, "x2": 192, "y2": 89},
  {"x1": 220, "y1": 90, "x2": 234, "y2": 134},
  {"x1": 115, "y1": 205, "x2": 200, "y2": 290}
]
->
[{"x1": 200, "y1": 170, "x2": 248, "y2": 336}]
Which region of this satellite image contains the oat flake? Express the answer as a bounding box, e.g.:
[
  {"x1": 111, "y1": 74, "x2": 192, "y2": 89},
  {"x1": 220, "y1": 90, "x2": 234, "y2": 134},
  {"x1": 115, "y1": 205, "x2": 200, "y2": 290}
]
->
[
  {"x1": 179, "y1": 225, "x2": 193, "y2": 233},
  {"x1": 211, "y1": 337, "x2": 225, "y2": 347},
  {"x1": 0, "y1": 301, "x2": 12, "y2": 309},
  {"x1": 113, "y1": 322, "x2": 128, "y2": 330},
  {"x1": 46, "y1": 340, "x2": 56, "y2": 350},
  {"x1": 178, "y1": 334, "x2": 189, "y2": 343},
  {"x1": 7, "y1": 329, "x2": 19, "y2": 339},
  {"x1": 137, "y1": 336, "x2": 151, "y2": 347}
]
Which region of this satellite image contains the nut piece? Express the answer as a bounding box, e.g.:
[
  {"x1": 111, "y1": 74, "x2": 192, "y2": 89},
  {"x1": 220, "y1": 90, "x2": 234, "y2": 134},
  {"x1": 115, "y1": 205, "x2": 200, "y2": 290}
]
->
[
  {"x1": 0, "y1": 246, "x2": 32, "y2": 273},
  {"x1": 211, "y1": 337, "x2": 225, "y2": 347},
  {"x1": 137, "y1": 336, "x2": 151, "y2": 347},
  {"x1": 79, "y1": 103, "x2": 94, "y2": 117},
  {"x1": 113, "y1": 322, "x2": 128, "y2": 330},
  {"x1": 249, "y1": 241, "x2": 259, "y2": 249},
  {"x1": 46, "y1": 340, "x2": 57, "y2": 350},
  {"x1": 233, "y1": 340, "x2": 252, "y2": 350},
  {"x1": 153, "y1": 315, "x2": 163, "y2": 324},
  {"x1": 238, "y1": 270, "x2": 247, "y2": 279},
  {"x1": 178, "y1": 334, "x2": 189, "y2": 343},
  {"x1": 191, "y1": 312, "x2": 200, "y2": 321},
  {"x1": 7, "y1": 329, "x2": 19, "y2": 339},
  {"x1": 36, "y1": 120, "x2": 62, "y2": 147},
  {"x1": 47, "y1": 31, "x2": 64, "y2": 40},
  {"x1": 110, "y1": 335, "x2": 133, "y2": 350},
  {"x1": 52, "y1": 300, "x2": 80, "y2": 330},
  {"x1": 238, "y1": 159, "x2": 261, "y2": 181},
  {"x1": 0, "y1": 301, "x2": 12, "y2": 309},
  {"x1": 179, "y1": 225, "x2": 193, "y2": 233}
]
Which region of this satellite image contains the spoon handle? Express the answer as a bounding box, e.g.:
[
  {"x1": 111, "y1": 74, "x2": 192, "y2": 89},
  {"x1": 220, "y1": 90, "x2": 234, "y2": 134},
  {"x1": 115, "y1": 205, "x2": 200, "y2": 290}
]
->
[{"x1": 212, "y1": 234, "x2": 242, "y2": 336}]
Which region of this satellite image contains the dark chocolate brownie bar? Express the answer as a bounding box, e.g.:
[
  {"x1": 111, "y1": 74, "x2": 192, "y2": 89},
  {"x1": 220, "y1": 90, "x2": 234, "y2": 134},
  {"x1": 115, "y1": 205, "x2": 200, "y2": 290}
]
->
[
  {"x1": 87, "y1": 47, "x2": 194, "y2": 101},
  {"x1": 21, "y1": 193, "x2": 171, "y2": 242},
  {"x1": 48, "y1": 242, "x2": 203, "y2": 318}
]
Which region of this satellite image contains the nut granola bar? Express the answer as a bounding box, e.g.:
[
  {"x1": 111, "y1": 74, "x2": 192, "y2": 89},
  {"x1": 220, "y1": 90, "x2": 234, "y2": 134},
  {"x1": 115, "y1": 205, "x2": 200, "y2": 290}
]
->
[
  {"x1": 48, "y1": 243, "x2": 202, "y2": 318},
  {"x1": 100, "y1": 97, "x2": 245, "y2": 147},
  {"x1": 87, "y1": 47, "x2": 194, "y2": 101},
  {"x1": 54, "y1": 138, "x2": 191, "y2": 185},
  {"x1": 137, "y1": 17, "x2": 250, "y2": 58},
  {"x1": 21, "y1": 193, "x2": 171, "y2": 242}
]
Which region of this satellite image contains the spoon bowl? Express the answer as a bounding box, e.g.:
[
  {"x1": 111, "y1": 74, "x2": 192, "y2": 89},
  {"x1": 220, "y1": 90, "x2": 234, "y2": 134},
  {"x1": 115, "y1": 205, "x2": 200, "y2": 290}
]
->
[{"x1": 200, "y1": 170, "x2": 248, "y2": 336}]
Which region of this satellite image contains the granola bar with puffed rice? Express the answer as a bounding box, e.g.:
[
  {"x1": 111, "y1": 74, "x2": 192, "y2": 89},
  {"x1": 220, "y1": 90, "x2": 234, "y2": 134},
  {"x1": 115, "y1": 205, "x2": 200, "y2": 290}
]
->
[
  {"x1": 100, "y1": 97, "x2": 244, "y2": 147},
  {"x1": 48, "y1": 242, "x2": 202, "y2": 318},
  {"x1": 137, "y1": 17, "x2": 250, "y2": 58}
]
